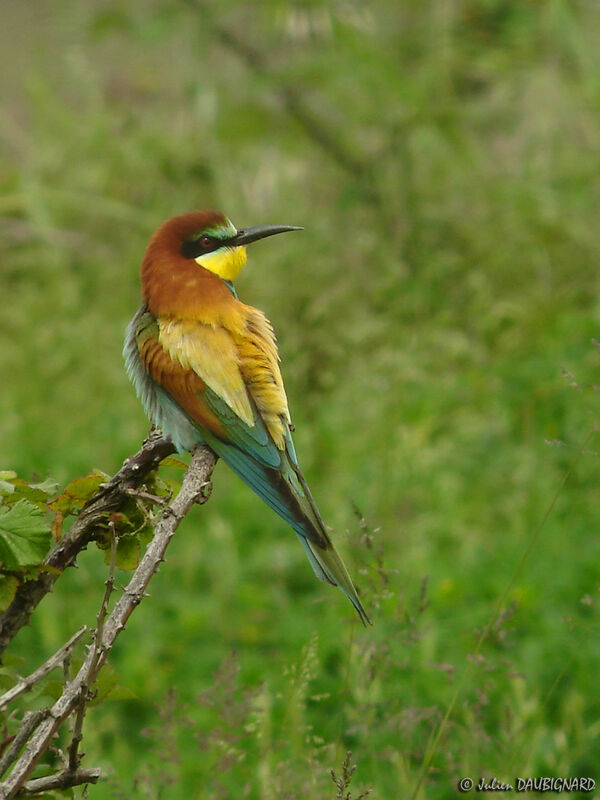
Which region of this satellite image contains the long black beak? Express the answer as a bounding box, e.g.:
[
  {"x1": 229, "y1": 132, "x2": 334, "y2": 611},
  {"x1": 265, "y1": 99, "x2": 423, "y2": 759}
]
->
[{"x1": 233, "y1": 224, "x2": 303, "y2": 246}]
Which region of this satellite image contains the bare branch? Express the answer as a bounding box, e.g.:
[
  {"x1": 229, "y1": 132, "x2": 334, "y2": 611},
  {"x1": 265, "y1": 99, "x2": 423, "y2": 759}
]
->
[
  {"x1": 0, "y1": 445, "x2": 217, "y2": 799},
  {"x1": 0, "y1": 431, "x2": 176, "y2": 659},
  {"x1": 0, "y1": 627, "x2": 87, "y2": 712},
  {"x1": 0, "y1": 713, "x2": 47, "y2": 779},
  {"x1": 16, "y1": 767, "x2": 102, "y2": 796},
  {"x1": 67, "y1": 532, "x2": 118, "y2": 772}
]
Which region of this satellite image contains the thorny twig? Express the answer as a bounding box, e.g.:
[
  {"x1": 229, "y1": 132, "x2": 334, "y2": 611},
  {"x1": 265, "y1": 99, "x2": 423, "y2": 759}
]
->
[
  {"x1": 0, "y1": 444, "x2": 217, "y2": 799},
  {"x1": 0, "y1": 627, "x2": 87, "y2": 712},
  {"x1": 68, "y1": 532, "x2": 118, "y2": 773},
  {"x1": 16, "y1": 767, "x2": 102, "y2": 796},
  {"x1": 0, "y1": 713, "x2": 47, "y2": 780}
]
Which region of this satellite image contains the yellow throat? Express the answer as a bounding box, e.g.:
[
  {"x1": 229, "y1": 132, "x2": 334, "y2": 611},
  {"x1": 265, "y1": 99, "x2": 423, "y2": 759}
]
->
[{"x1": 194, "y1": 245, "x2": 248, "y2": 281}]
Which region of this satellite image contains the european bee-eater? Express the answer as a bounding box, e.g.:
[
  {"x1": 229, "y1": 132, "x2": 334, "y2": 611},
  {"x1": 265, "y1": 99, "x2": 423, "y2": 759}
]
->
[{"x1": 124, "y1": 210, "x2": 370, "y2": 624}]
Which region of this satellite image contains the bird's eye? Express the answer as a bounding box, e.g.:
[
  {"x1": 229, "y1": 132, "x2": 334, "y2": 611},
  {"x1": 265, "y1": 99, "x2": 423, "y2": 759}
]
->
[{"x1": 181, "y1": 234, "x2": 220, "y2": 259}]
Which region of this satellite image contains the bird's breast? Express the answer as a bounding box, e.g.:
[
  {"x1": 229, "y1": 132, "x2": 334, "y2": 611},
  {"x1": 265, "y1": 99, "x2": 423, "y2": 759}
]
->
[{"x1": 142, "y1": 249, "x2": 242, "y2": 322}]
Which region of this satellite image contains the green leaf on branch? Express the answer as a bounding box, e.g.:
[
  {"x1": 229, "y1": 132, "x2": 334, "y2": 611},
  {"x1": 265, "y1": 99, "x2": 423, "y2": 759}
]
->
[
  {"x1": 58, "y1": 659, "x2": 136, "y2": 704},
  {"x1": 92, "y1": 661, "x2": 137, "y2": 703},
  {"x1": 149, "y1": 475, "x2": 176, "y2": 498},
  {"x1": 159, "y1": 456, "x2": 187, "y2": 470},
  {"x1": 0, "y1": 471, "x2": 17, "y2": 496},
  {"x1": 0, "y1": 574, "x2": 18, "y2": 611},
  {"x1": 34, "y1": 679, "x2": 63, "y2": 701},
  {"x1": 2, "y1": 478, "x2": 60, "y2": 509},
  {"x1": 0, "y1": 668, "x2": 18, "y2": 691},
  {"x1": 49, "y1": 469, "x2": 109, "y2": 515},
  {"x1": 30, "y1": 477, "x2": 61, "y2": 496},
  {"x1": 0, "y1": 500, "x2": 52, "y2": 569},
  {"x1": 95, "y1": 501, "x2": 155, "y2": 562},
  {"x1": 112, "y1": 535, "x2": 141, "y2": 570}
]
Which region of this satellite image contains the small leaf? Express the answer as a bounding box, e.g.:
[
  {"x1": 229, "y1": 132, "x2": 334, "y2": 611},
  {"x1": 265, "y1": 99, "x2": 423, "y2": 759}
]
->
[
  {"x1": 137, "y1": 521, "x2": 155, "y2": 545},
  {"x1": 38, "y1": 679, "x2": 63, "y2": 701},
  {"x1": 91, "y1": 662, "x2": 136, "y2": 703},
  {"x1": 0, "y1": 673, "x2": 16, "y2": 691},
  {"x1": 30, "y1": 478, "x2": 60, "y2": 496},
  {"x1": 0, "y1": 500, "x2": 52, "y2": 568},
  {"x1": 108, "y1": 510, "x2": 140, "y2": 533},
  {"x1": 67, "y1": 658, "x2": 83, "y2": 681},
  {"x1": 103, "y1": 684, "x2": 138, "y2": 701},
  {"x1": 162, "y1": 477, "x2": 180, "y2": 494},
  {"x1": 49, "y1": 469, "x2": 109, "y2": 515},
  {"x1": 93, "y1": 662, "x2": 119, "y2": 699},
  {"x1": 1, "y1": 653, "x2": 25, "y2": 667},
  {"x1": 159, "y1": 457, "x2": 187, "y2": 470},
  {"x1": 0, "y1": 665, "x2": 21, "y2": 691},
  {"x1": 0, "y1": 471, "x2": 18, "y2": 497},
  {"x1": 3, "y1": 479, "x2": 57, "y2": 509},
  {"x1": 0, "y1": 575, "x2": 18, "y2": 611},
  {"x1": 0, "y1": 472, "x2": 59, "y2": 505},
  {"x1": 146, "y1": 473, "x2": 174, "y2": 498},
  {"x1": 111, "y1": 536, "x2": 140, "y2": 570}
]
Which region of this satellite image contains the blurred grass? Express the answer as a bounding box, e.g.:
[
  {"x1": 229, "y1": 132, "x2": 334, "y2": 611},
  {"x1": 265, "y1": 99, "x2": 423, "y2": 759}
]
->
[{"x1": 2, "y1": 0, "x2": 600, "y2": 796}]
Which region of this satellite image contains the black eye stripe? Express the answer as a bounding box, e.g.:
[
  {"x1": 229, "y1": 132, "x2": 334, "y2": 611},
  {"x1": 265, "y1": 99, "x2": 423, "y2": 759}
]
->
[{"x1": 181, "y1": 235, "x2": 233, "y2": 259}]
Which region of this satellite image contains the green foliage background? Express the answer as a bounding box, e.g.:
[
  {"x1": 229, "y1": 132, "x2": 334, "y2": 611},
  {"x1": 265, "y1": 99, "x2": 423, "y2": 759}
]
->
[{"x1": 2, "y1": 0, "x2": 600, "y2": 796}]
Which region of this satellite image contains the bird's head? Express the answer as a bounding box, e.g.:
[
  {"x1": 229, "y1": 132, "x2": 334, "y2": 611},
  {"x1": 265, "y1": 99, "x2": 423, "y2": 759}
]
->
[
  {"x1": 145, "y1": 210, "x2": 302, "y2": 284},
  {"x1": 141, "y1": 210, "x2": 302, "y2": 315},
  {"x1": 181, "y1": 211, "x2": 302, "y2": 282}
]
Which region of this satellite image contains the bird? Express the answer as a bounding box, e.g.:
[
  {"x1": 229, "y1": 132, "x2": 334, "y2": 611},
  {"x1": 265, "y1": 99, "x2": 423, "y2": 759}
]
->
[{"x1": 124, "y1": 210, "x2": 370, "y2": 625}]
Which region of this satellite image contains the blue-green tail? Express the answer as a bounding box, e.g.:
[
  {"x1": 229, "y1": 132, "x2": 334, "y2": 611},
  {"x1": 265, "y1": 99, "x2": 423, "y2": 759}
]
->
[{"x1": 201, "y1": 431, "x2": 371, "y2": 625}]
